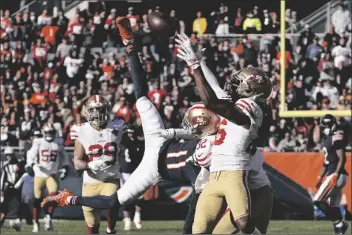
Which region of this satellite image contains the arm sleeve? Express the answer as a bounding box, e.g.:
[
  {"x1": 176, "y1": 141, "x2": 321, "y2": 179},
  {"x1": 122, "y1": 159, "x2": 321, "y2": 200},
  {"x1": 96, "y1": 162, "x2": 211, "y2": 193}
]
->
[
  {"x1": 194, "y1": 167, "x2": 210, "y2": 193},
  {"x1": 200, "y1": 59, "x2": 229, "y2": 99},
  {"x1": 194, "y1": 138, "x2": 213, "y2": 167},
  {"x1": 26, "y1": 140, "x2": 39, "y2": 167},
  {"x1": 0, "y1": 169, "x2": 7, "y2": 191},
  {"x1": 174, "y1": 128, "x2": 195, "y2": 139},
  {"x1": 70, "y1": 124, "x2": 80, "y2": 140},
  {"x1": 235, "y1": 99, "x2": 263, "y2": 139}
]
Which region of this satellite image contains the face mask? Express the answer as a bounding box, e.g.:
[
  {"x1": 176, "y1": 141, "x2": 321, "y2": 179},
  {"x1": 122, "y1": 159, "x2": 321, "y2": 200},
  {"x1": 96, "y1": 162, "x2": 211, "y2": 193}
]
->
[{"x1": 30, "y1": 16, "x2": 35, "y2": 21}]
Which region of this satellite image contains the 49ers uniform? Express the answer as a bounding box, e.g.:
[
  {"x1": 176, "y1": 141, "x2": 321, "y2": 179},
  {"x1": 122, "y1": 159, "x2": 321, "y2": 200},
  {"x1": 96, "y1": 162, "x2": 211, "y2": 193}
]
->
[
  {"x1": 26, "y1": 137, "x2": 69, "y2": 230},
  {"x1": 27, "y1": 137, "x2": 66, "y2": 187},
  {"x1": 70, "y1": 119, "x2": 125, "y2": 232},
  {"x1": 193, "y1": 98, "x2": 264, "y2": 234}
]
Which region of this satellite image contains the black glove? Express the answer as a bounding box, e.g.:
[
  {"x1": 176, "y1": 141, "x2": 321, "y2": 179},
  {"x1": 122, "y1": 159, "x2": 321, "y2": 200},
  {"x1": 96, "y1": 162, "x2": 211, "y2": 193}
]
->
[
  {"x1": 59, "y1": 165, "x2": 69, "y2": 180},
  {"x1": 26, "y1": 165, "x2": 35, "y2": 176}
]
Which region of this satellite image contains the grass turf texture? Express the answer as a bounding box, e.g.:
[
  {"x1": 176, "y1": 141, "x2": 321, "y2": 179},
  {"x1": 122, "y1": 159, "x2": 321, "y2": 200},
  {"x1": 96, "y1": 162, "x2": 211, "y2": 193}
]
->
[{"x1": 1, "y1": 220, "x2": 351, "y2": 234}]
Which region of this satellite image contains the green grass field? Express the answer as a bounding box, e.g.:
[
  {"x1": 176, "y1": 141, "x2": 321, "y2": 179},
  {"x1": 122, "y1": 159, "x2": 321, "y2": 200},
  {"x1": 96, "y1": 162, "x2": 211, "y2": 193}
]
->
[{"x1": 1, "y1": 220, "x2": 351, "y2": 234}]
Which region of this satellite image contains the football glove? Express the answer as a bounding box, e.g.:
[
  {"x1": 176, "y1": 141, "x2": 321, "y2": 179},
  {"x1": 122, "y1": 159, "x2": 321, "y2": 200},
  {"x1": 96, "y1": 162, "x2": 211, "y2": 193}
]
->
[
  {"x1": 175, "y1": 33, "x2": 201, "y2": 70},
  {"x1": 59, "y1": 165, "x2": 69, "y2": 180},
  {"x1": 26, "y1": 165, "x2": 35, "y2": 177},
  {"x1": 87, "y1": 155, "x2": 113, "y2": 172}
]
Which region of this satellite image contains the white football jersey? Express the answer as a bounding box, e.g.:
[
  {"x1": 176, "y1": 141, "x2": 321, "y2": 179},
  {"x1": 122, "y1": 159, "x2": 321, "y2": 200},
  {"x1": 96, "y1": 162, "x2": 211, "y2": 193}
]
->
[
  {"x1": 26, "y1": 137, "x2": 67, "y2": 177},
  {"x1": 70, "y1": 119, "x2": 125, "y2": 183},
  {"x1": 210, "y1": 98, "x2": 263, "y2": 172}
]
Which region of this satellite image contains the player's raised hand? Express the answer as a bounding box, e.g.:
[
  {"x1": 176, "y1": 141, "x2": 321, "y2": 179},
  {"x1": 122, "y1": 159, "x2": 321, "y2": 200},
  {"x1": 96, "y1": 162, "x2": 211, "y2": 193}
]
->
[{"x1": 175, "y1": 33, "x2": 200, "y2": 70}]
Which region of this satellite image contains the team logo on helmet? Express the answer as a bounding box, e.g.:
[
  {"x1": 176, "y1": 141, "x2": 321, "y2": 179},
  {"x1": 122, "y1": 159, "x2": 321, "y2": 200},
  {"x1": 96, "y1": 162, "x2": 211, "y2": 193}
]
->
[
  {"x1": 251, "y1": 74, "x2": 264, "y2": 84},
  {"x1": 192, "y1": 116, "x2": 210, "y2": 126}
]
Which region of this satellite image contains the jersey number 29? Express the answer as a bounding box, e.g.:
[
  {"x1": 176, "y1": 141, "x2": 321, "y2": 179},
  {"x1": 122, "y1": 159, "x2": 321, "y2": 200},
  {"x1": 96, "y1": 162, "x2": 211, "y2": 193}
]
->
[{"x1": 88, "y1": 142, "x2": 118, "y2": 162}]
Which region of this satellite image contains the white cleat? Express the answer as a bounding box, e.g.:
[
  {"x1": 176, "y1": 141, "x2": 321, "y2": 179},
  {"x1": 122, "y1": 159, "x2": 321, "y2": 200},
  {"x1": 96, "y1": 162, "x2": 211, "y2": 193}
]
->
[
  {"x1": 106, "y1": 227, "x2": 116, "y2": 234},
  {"x1": 32, "y1": 221, "x2": 39, "y2": 233},
  {"x1": 133, "y1": 212, "x2": 142, "y2": 230},
  {"x1": 44, "y1": 214, "x2": 53, "y2": 231},
  {"x1": 124, "y1": 217, "x2": 131, "y2": 231},
  {"x1": 12, "y1": 218, "x2": 21, "y2": 231}
]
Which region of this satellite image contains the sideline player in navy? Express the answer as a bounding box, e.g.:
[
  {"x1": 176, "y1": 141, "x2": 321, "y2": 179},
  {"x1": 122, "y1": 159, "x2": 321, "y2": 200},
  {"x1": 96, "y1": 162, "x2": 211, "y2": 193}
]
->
[
  {"x1": 119, "y1": 127, "x2": 144, "y2": 230},
  {"x1": 314, "y1": 114, "x2": 349, "y2": 234}
]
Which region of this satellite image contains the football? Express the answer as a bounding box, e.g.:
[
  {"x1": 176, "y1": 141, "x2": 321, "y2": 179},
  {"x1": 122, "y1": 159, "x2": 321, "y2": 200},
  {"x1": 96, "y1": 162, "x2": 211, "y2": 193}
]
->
[{"x1": 147, "y1": 12, "x2": 177, "y2": 37}]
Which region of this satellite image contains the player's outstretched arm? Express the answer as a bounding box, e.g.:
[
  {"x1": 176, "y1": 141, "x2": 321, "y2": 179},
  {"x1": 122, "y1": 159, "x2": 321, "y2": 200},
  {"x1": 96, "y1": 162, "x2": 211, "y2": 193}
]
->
[
  {"x1": 200, "y1": 59, "x2": 229, "y2": 100},
  {"x1": 175, "y1": 34, "x2": 250, "y2": 126}
]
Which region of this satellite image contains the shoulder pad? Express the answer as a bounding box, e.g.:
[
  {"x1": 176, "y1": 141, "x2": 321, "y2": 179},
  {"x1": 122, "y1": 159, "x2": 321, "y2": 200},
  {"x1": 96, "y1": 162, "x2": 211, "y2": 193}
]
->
[
  {"x1": 235, "y1": 98, "x2": 263, "y2": 127},
  {"x1": 70, "y1": 123, "x2": 87, "y2": 140}
]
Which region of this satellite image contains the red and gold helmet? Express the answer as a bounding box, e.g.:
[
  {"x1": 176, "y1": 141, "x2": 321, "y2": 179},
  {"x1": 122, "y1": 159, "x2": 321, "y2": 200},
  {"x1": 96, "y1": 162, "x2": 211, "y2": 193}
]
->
[
  {"x1": 224, "y1": 67, "x2": 272, "y2": 101},
  {"x1": 182, "y1": 103, "x2": 220, "y2": 138},
  {"x1": 43, "y1": 123, "x2": 56, "y2": 142},
  {"x1": 85, "y1": 95, "x2": 111, "y2": 129}
]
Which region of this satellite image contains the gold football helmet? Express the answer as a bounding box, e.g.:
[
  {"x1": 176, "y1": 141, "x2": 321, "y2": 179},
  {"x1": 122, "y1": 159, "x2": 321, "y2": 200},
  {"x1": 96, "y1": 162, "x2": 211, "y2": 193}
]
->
[
  {"x1": 43, "y1": 123, "x2": 56, "y2": 142},
  {"x1": 224, "y1": 67, "x2": 272, "y2": 101},
  {"x1": 85, "y1": 95, "x2": 111, "y2": 129},
  {"x1": 182, "y1": 103, "x2": 220, "y2": 138}
]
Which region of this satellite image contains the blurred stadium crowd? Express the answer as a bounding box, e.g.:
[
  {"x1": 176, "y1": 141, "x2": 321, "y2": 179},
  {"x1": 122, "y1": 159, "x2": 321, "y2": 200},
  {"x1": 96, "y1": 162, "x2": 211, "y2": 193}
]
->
[{"x1": 1, "y1": 1, "x2": 351, "y2": 152}]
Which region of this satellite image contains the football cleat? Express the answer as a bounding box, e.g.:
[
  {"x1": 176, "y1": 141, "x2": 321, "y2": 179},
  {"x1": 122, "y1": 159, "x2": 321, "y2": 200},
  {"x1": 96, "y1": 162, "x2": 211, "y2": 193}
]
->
[
  {"x1": 44, "y1": 214, "x2": 53, "y2": 231},
  {"x1": 41, "y1": 189, "x2": 73, "y2": 208},
  {"x1": 32, "y1": 221, "x2": 39, "y2": 233},
  {"x1": 116, "y1": 17, "x2": 133, "y2": 45},
  {"x1": 124, "y1": 217, "x2": 131, "y2": 231},
  {"x1": 106, "y1": 227, "x2": 116, "y2": 234},
  {"x1": 133, "y1": 212, "x2": 142, "y2": 229}
]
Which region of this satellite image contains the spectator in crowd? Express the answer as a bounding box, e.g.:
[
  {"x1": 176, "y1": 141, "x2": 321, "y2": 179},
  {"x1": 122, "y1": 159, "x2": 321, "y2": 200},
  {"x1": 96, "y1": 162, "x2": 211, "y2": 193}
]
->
[
  {"x1": 242, "y1": 11, "x2": 262, "y2": 33},
  {"x1": 233, "y1": 8, "x2": 243, "y2": 33},
  {"x1": 332, "y1": 2, "x2": 351, "y2": 34},
  {"x1": 193, "y1": 11, "x2": 207, "y2": 36},
  {"x1": 37, "y1": 8, "x2": 51, "y2": 29},
  {"x1": 306, "y1": 36, "x2": 323, "y2": 62}
]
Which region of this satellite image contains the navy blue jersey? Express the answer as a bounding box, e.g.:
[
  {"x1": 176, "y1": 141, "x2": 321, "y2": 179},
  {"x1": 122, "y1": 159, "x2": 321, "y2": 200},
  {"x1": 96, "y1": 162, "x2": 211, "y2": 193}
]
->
[
  {"x1": 158, "y1": 139, "x2": 200, "y2": 186},
  {"x1": 322, "y1": 129, "x2": 348, "y2": 176},
  {"x1": 119, "y1": 136, "x2": 144, "y2": 174}
]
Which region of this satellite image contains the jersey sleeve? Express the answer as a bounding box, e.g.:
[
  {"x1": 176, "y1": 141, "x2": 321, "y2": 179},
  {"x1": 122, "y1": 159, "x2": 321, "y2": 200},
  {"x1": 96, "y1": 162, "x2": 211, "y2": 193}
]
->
[
  {"x1": 235, "y1": 98, "x2": 264, "y2": 139},
  {"x1": 194, "y1": 138, "x2": 213, "y2": 167},
  {"x1": 26, "y1": 139, "x2": 40, "y2": 167},
  {"x1": 69, "y1": 124, "x2": 81, "y2": 141},
  {"x1": 333, "y1": 129, "x2": 346, "y2": 150}
]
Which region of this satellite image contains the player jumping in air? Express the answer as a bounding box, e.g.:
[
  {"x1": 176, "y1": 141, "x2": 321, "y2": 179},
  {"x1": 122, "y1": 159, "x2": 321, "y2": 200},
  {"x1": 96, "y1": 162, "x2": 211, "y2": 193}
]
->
[
  {"x1": 42, "y1": 18, "x2": 273, "y2": 234},
  {"x1": 314, "y1": 114, "x2": 349, "y2": 234},
  {"x1": 175, "y1": 33, "x2": 272, "y2": 234}
]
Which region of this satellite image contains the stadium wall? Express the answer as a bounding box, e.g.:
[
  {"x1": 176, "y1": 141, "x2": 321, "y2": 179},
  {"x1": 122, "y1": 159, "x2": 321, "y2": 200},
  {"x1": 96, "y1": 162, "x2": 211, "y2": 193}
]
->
[
  {"x1": 263, "y1": 152, "x2": 352, "y2": 212},
  {"x1": 1, "y1": 152, "x2": 351, "y2": 220}
]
